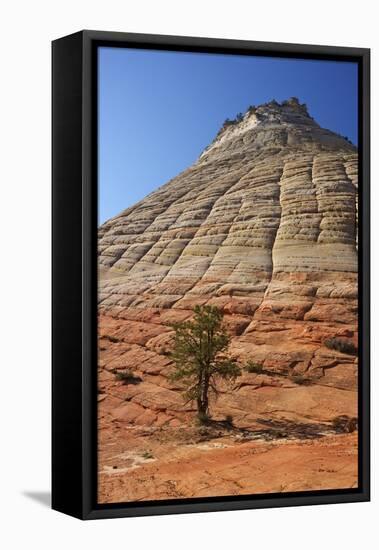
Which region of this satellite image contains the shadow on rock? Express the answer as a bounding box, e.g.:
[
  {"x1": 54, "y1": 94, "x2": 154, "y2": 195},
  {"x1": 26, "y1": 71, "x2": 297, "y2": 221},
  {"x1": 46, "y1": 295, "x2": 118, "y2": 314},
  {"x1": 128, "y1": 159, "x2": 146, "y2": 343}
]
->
[{"x1": 242, "y1": 416, "x2": 358, "y2": 441}]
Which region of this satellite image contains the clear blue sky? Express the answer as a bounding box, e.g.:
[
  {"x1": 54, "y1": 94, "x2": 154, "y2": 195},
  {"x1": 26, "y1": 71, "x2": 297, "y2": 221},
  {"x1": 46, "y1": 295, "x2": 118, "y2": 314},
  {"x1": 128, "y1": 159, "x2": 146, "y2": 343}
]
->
[{"x1": 98, "y1": 47, "x2": 358, "y2": 224}]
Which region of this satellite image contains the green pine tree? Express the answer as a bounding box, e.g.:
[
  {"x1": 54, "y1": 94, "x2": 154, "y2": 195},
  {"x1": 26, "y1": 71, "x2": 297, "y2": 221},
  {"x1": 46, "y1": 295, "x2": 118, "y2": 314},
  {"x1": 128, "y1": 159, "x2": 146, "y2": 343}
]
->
[{"x1": 169, "y1": 305, "x2": 241, "y2": 422}]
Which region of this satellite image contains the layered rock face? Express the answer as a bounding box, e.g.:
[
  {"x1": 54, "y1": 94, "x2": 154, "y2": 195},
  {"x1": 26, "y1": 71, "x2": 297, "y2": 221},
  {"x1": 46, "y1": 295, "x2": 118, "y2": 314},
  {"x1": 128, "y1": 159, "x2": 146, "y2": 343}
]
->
[{"x1": 98, "y1": 98, "x2": 358, "y2": 433}]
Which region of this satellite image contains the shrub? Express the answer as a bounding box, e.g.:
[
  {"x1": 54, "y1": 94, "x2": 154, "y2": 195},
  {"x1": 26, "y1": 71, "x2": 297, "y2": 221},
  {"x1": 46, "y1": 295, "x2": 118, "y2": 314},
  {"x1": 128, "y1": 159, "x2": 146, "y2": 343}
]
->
[
  {"x1": 332, "y1": 415, "x2": 358, "y2": 433},
  {"x1": 290, "y1": 374, "x2": 312, "y2": 386},
  {"x1": 246, "y1": 361, "x2": 263, "y2": 374},
  {"x1": 222, "y1": 112, "x2": 244, "y2": 127},
  {"x1": 324, "y1": 337, "x2": 356, "y2": 355},
  {"x1": 225, "y1": 414, "x2": 233, "y2": 425},
  {"x1": 222, "y1": 118, "x2": 234, "y2": 127},
  {"x1": 114, "y1": 369, "x2": 141, "y2": 385},
  {"x1": 141, "y1": 450, "x2": 154, "y2": 459}
]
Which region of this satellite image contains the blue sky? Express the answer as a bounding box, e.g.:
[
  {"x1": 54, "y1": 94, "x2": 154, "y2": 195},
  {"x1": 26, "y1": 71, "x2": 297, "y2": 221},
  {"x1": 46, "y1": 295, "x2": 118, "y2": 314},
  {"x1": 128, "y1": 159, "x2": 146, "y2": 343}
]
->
[{"x1": 98, "y1": 47, "x2": 358, "y2": 224}]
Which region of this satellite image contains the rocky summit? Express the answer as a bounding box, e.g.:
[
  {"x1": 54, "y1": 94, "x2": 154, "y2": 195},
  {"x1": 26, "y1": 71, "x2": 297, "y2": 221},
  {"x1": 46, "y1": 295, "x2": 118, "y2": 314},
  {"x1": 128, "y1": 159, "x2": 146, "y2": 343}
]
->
[{"x1": 97, "y1": 98, "x2": 358, "y2": 502}]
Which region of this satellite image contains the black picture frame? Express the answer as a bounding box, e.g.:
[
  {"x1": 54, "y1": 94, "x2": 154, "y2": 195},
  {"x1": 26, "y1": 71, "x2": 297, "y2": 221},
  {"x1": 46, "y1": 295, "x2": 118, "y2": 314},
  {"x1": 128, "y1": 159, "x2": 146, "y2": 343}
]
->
[{"x1": 52, "y1": 30, "x2": 370, "y2": 520}]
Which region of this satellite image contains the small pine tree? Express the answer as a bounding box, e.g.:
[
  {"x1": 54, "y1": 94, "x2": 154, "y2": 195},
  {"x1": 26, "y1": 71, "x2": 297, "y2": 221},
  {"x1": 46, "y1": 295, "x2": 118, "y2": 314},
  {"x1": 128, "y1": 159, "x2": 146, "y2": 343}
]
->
[{"x1": 169, "y1": 305, "x2": 241, "y2": 421}]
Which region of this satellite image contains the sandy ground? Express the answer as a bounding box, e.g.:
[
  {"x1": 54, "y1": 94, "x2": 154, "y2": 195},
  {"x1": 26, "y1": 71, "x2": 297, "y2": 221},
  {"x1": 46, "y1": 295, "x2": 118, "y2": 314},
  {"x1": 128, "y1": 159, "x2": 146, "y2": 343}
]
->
[{"x1": 98, "y1": 424, "x2": 358, "y2": 503}]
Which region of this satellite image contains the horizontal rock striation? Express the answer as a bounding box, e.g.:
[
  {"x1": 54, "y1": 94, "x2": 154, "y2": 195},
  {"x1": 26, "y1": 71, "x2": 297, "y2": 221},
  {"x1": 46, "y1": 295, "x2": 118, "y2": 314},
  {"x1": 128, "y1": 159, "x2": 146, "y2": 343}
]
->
[{"x1": 98, "y1": 98, "x2": 358, "y2": 431}]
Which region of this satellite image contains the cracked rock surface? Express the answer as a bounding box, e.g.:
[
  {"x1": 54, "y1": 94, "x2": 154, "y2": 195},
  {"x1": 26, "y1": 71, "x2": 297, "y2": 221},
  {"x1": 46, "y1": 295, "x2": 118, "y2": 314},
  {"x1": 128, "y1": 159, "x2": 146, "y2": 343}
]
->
[{"x1": 97, "y1": 98, "x2": 358, "y2": 501}]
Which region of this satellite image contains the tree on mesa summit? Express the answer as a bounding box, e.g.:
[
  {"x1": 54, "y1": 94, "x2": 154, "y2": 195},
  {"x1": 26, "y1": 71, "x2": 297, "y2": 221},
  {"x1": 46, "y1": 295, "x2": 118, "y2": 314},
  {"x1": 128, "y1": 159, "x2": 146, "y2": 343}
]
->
[{"x1": 169, "y1": 305, "x2": 241, "y2": 422}]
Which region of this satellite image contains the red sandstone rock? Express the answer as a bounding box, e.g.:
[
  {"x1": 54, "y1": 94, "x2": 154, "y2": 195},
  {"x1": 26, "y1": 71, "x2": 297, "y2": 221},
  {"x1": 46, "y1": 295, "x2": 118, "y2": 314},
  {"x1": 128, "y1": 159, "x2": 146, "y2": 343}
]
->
[{"x1": 97, "y1": 99, "x2": 358, "y2": 502}]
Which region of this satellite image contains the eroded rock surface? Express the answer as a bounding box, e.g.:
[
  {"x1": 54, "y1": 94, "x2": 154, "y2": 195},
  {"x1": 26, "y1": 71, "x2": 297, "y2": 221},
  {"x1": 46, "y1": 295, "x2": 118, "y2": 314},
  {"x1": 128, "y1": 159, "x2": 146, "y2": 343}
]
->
[{"x1": 97, "y1": 98, "x2": 358, "y2": 501}]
